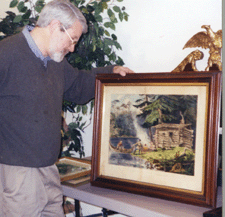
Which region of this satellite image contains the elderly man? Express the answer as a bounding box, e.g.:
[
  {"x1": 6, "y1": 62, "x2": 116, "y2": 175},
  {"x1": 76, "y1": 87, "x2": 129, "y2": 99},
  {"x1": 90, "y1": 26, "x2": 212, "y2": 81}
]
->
[{"x1": 0, "y1": 0, "x2": 133, "y2": 216}]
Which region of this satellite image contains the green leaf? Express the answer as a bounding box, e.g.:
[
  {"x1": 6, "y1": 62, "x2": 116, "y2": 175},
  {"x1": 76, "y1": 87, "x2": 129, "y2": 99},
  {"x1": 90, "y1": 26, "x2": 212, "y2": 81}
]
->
[
  {"x1": 109, "y1": 52, "x2": 116, "y2": 61},
  {"x1": 113, "y1": 6, "x2": 120, "y2": 13},
  {"x1": 104, "y1": 22, "x2": 115, "y2": 30},
  {"x1": 107, "y1": 9, "x2": 118, "y2": 23},
  {"x1": 36, "y1": 0, "x2": 45, "y2": 4},
  {"x1": 94, "y1": 14, "x2": 103, "y2": 22},
  {"x1": 17, "y1": 1, "x2": 24, "y2": 11},
  {"x1": 104, "y1": 30, "x2": 110, "y2": 36},
  {"x1": 21, "y1": 6, "x2": 28, "y2": 13},
  {"x1": 102, "y1": 2, "x2": 108, "y2": 10},
  {"x1": 93, "y1": 44, "x2": 96, "y2": 52},
  {"x1": 81, "y1": 7, "x2": 89, "y2": 14},
  {"x1": 97, "y1": 40, "x2": 103, "y2": 48},
  {"x1": 80, "y1": 122, "x2": 86, "y2": 129},
  {"x1": 104, "y1": 38, "x2": 115, "y2": 46},
  {"x1": 107, "y1": 9, "x2": 113, "y2": 17},
  {"x1": 103, "y1": 22, "x2": 110, "y2": 28},
  {"x1": 110, "y1": 15, "x2": 118, "y2": 23},
  {"x1": 103, "y1": 46, "x2": 111, "y2": 55},
  {"x1": 94, "y1": 2, "x2": 103, "y2": 15},
  {"x1": 109, "y1": 22, "x2": 115, "y2": 30},
  {"x1": 75, "y1": 57, "x2": 82, "y2": 63},
  {"x1": 123, "y1": 12, "x2": 129, "y2": 21},
  {"x1": 119, "y1": 12, "x2": 123, "y2": 21},
  {"x1": 22, "y1": 9, "x2": 31, "y2": 19},
  {"x1": 35, "y1": 0, "x2": 45, "y2": 13},
  {"x1": 117, "y1": 0, "x2": 123, "y2": 2},
  {"x1": 18, "y1": 3, "x2": 27, "y2": 13},
  {"x1": 23, "y1": 20, "x2": 29, "y2": 25},
  {"x1": 76, "y1": 105, "x2": 81, "y2": 113},
  {"x1": 82, "y1": 105, "x2": 88, "y2": 115},
  {"x1": 74, "y1": 0, "x2": 81, "y2": 5},
  {"x1": 111, "y1": 34, "x2": 117, "y2": 40},
  {"x1": 87, "y1": 5, "x2": 95, "y2": 13},
  {"x1": 90, "y1": 100, "x2": 94, "y2": 112},
  {"x1": 13, "y1": 15, "x2": 22, "y2": 23},
  {"x1": 10, "y1": 0, "x2": 18, "y2": 8},
  {"x1": 35, "y1": 6, "x2": 42, "y2": 13},
  {"x1": 80, "y1": 0, "x2": 86, "y2": 5},
  {"x1": 116, "y1": 56, "x2": 124, "y2": 66},
  {"x1": 114, "y1": 41, "x2": 122, "y2": 50}
]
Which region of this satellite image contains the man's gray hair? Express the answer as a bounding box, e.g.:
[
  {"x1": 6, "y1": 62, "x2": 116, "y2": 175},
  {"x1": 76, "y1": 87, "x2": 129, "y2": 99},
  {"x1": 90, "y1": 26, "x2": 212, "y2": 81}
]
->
[{"x1": 36, "y1": 0, "x2": 88, "y2": 33}]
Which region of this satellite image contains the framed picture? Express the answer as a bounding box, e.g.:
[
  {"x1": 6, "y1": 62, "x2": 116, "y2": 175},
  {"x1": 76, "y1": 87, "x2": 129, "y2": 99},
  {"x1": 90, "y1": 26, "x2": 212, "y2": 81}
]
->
[
  {"x1": 56, "y1": 157, "x2": 91, "y2": 182},
  {"x1": 91, "y1": 71, "x2": 221, "y2": 208}
]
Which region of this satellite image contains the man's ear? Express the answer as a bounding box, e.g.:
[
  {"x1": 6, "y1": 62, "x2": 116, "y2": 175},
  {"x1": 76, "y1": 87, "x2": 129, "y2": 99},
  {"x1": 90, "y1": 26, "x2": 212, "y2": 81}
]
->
[{"x1": 49, "y1": 19, "x2": 61, "y2": 34}]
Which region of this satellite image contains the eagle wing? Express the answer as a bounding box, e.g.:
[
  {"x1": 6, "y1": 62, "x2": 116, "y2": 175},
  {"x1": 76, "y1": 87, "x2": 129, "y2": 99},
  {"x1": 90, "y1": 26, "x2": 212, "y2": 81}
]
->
[
  {"x1": 216, "y1": 29, "x2": 222, "y2": 38},
  {"x1": 215, "y1": 29, "x2": 222, "y2": 43},
  {"x1": 183, "y1": 31, "x2": 210, "y2": 49}
]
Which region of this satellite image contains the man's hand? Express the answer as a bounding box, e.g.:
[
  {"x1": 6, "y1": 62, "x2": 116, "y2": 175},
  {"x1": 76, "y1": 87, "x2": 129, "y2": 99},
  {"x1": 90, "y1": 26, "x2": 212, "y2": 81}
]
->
[{"x1": 113, "y1": 66, "x2": 135, "y2": 76}]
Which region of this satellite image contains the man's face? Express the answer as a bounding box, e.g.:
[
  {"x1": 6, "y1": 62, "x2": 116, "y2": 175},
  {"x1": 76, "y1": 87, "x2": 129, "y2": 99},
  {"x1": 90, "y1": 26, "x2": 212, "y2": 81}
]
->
[{"x1": 49, "y1": 20, "x2": 83, "y2": 62}]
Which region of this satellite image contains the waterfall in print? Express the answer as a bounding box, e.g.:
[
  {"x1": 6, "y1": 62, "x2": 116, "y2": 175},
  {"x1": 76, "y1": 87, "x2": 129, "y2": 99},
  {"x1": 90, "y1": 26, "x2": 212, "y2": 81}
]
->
[{"x1": 109, "y1": 93, "x2": 196, "y2": 176}]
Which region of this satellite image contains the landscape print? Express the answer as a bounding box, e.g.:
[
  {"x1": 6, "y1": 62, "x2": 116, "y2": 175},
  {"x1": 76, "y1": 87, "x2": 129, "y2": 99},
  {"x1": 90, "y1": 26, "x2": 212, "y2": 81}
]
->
[{"x1": 109, "y1": 94, "x2": 197, "y2": 176}]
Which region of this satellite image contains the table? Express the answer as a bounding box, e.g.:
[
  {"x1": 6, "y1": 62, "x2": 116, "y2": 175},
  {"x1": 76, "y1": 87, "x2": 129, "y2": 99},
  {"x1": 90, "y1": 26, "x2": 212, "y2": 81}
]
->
[{"x1": 62, "y1": 182, "x2": 222, "y2": 217}]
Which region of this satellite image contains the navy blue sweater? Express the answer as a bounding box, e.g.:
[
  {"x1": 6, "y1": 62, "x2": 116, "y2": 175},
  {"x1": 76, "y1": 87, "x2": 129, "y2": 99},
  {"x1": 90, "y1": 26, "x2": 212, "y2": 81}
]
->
[{"x1": 0, "y1": 32, "x2": 114, "y2": 167}]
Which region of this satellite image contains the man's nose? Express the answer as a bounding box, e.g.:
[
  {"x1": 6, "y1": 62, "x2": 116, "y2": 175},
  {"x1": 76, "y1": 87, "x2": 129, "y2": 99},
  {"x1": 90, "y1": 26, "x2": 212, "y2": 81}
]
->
[{"x1": 68, "y1": 44, "x2": 75, "y2": 53}]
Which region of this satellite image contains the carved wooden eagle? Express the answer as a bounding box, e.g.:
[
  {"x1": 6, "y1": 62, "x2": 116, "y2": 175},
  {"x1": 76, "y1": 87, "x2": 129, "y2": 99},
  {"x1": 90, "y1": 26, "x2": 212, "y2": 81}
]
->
[{"x1": 183, "y1": 25, "x2": 222, "y2": 71}]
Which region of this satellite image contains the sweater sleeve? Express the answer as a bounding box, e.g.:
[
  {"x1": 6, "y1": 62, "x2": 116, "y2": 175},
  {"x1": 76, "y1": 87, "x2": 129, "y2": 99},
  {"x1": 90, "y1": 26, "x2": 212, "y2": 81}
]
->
[{"x1": 63, "y1": 60, "x2": 114, "y2": 105}]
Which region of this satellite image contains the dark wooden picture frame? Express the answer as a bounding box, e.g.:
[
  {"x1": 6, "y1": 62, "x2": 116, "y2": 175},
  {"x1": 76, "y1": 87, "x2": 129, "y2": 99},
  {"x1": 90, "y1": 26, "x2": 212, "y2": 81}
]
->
[{"x1": 91, "y1": 71, "x2": 221, "y2": 208}]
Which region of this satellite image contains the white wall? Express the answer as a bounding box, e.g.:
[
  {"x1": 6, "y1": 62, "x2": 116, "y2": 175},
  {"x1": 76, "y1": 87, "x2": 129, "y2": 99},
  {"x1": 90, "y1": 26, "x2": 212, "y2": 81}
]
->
[
  {"x1": 115, "y1": 0, "x2": 222, "y2": 72},
  {"x1": 1, "y1": 0, "x2": 222, "y2": 157}
]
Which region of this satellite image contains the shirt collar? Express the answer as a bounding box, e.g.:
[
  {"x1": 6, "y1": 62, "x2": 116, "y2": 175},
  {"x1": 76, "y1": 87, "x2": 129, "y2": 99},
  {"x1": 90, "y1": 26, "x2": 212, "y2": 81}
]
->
[{"x1": 22, "y1": 25, "x2": 51, "y2": 67}]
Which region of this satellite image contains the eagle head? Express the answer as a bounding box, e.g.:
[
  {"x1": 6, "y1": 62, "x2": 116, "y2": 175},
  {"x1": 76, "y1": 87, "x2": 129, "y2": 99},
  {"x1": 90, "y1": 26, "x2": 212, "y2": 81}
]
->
[{"x1": 201, "y1": 25, "x2": 210, "y2": 30}]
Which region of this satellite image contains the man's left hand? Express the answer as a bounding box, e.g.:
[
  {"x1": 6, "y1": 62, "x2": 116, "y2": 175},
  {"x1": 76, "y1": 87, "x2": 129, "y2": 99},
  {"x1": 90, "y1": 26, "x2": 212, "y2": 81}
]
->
[{"x1": 113, "y1": 66, "x2": 135, "y2": 76}]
